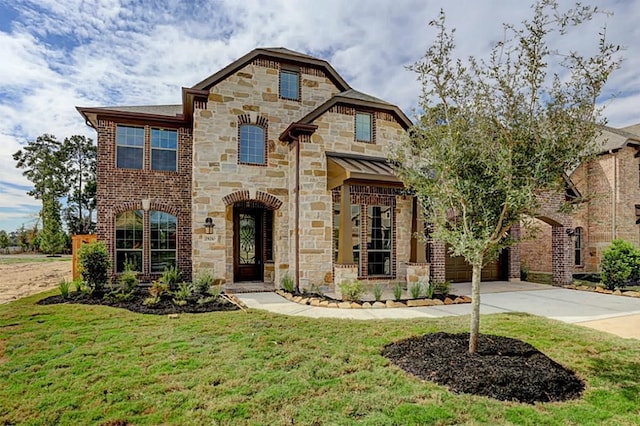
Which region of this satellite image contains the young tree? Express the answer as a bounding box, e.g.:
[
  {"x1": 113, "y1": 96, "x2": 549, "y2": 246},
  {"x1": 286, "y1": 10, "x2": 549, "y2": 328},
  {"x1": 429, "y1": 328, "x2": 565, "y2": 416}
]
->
[
  {"x1": 390, "y1": 1, "x2": 620, "y2": 352},
  {"x1": 62, "y1": 135, "x2": 97, "y2": 234}
]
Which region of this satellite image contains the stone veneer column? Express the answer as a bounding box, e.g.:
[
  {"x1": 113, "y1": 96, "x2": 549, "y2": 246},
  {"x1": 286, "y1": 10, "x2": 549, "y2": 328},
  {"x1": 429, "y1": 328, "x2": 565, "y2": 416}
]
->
[
  {"x1": 430, "y1": 240, "x2": 446, "y2": 283},
  {"x1": 552, "y1": 226, "x2": 573, "y2": 285},
  {"x1": 508, "y1": 223, "x2": 521, "y2": 281}
]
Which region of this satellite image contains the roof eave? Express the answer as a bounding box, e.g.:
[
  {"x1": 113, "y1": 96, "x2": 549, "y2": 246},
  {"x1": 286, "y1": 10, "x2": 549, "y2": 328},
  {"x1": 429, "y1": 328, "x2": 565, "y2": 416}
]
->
[
  {"x1": 300, "y1": 96, "x2": 413, "y2": 129},
  {"x1": 192, "y1": 48, "x2": 351, "y2": 92}
]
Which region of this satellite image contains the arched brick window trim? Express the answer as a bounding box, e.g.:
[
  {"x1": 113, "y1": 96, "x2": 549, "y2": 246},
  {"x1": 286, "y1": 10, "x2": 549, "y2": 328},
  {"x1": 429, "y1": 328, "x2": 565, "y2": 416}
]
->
[
  {"x1": 112, "y1": 201, "x2": 179, "y2": 217},
  {"x1": 222, "y1": 190, "x2": 282, "y2": 210},
  {"x1": 237, "y1": 114, "x2": 269, "y2": 166}
]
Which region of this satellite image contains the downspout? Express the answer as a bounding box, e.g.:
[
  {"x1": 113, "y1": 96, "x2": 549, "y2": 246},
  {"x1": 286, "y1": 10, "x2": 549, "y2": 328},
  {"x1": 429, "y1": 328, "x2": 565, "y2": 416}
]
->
[
  {"x1": 611, "y1": 151, "x2": 617, "y2": 240},
  {"x1": 295, "y1": 134, "x2": 301, "y2": 293}
]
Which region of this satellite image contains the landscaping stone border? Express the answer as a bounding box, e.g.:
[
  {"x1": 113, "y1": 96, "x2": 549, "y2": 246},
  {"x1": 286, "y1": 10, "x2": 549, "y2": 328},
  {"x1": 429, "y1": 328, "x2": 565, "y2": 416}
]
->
[
  {"x1": 564, "y1": 284, "x2": 640, "y2": 298},
  {"x1": 275, "y1": 289, "x2": 471, "y2": 309}
]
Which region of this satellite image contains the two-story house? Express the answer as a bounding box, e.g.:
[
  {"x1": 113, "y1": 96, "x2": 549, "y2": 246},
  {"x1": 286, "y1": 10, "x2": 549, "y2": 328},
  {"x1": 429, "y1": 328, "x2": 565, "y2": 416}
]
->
[
  {"x1": 79, "y1": 47, "x2": 555, "y2": 292},
  {"x1": 521, "y1": 124, "x2": 640, "y2": 277}
]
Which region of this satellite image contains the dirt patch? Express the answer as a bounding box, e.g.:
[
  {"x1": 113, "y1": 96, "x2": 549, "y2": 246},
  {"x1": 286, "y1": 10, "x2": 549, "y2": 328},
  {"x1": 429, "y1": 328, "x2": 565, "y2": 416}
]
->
[
  {"x1": 0, "y1": 257, "x2": 72, "y2": 304},
  {"x1": 382, "y1": 332, "x2": 584, "y2": 404}
]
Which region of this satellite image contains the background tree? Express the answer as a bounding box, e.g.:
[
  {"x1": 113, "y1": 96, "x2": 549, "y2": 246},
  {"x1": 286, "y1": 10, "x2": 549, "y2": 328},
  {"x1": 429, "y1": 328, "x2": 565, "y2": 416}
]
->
[
  {"x1": 39, "y1": 195, "x2": 66, "y2": 255},
  {"x1": 391, "y1": 0, "x2": 620, "y2": 352},
  {"x1": 13, "y1": 134, "x2": 69, "y2": 201},
  {"x1": 0, "y1": 230, "x2": 10, "y2": 254},
  {"x1": 62, "y1": 135, "x2": 97, "y2": 234}
]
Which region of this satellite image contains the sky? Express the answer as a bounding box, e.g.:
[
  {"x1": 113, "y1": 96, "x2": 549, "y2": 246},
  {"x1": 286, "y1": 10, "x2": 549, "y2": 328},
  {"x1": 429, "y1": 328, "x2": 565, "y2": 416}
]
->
[{"x1": 0, "y1": 0, "x2": 639, "y2": 233}]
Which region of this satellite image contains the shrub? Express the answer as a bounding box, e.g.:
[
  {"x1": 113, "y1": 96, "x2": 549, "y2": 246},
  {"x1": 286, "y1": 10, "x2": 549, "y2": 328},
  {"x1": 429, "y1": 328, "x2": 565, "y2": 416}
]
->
[
  {"x1": 194, "y1": 270, "x2": 215, "y2": 294},
  {"x1": 118, "y1": 269, "x2": 139, "y2": 294},
  {"x1": 410, "y1": 282, "x2": 423, "y2": 299},
  {"x1": 434, "y1": 280, "x2": 451, "y2": 296},
  {"x1": 160, "y1": 265, "x2": 182, "y2": 290},
  {"x1": 281, "y1": 274, "x2": 295, "y2": 293},
  {"x1": 58, "y1": 279, "x2": 71, "y2": 299},
  {"x1": 77, "y1": 241, "x2": 111, "y2": 294},
  {"x1": 393, "y1": 282, "x2": 403, "y2": 301},
  {"x1": 143, "y1": 296, "x2": 160, "y2": 306},
  {"x1": 601, "y1": 239, "x2": 640, "y2": 290},
  {"x1": 520, "y1": 261, "x2": 530, "y2": 281},
  {"x1": 71, "y1": 278, "x2": 83, "y2": 293},
  {"x1": 423, "y1": 278, "x2": 435, "y2": 299},
  {"x1": 172, "y1": 281, "x2": 193, "y2": 305},
  {"x1": 197, "y1": 295, "x2": 218, "y2": 305},
  {"x1": 372, "y1": 282, "x2": 384, "y2": 302},
  {"x1": 339, "y1": 280, "x2": 365, "y2": 302},
  {"x1": 149, "y1": 281, "x2": 169, "y2": 298}
]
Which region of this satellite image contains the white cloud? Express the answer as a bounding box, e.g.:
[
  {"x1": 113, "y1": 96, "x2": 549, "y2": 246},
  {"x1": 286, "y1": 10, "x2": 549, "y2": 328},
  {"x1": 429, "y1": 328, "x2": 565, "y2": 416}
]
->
[{"x1": 0, "y1": 0, "x2": 639, "y2": 231}]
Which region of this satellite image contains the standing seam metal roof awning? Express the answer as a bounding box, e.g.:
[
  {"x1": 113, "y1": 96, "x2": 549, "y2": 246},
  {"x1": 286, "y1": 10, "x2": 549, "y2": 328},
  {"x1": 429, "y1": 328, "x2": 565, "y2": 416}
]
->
[{"x1": 326, "y1": 154, "x2": 403, "y2": 190}]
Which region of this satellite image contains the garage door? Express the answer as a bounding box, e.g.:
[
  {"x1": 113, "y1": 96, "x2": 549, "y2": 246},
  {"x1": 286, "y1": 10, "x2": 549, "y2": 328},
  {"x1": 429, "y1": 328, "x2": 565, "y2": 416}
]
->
[{"x1": 445, "y1": 250, "x2": 502, "y2": 282}]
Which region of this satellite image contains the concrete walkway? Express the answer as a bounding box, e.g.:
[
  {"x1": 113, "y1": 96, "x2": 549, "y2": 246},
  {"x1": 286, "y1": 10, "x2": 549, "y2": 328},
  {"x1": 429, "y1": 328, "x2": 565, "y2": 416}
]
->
[{"x1": 235, "y1": 281, "x2": 640, "y2": 339}]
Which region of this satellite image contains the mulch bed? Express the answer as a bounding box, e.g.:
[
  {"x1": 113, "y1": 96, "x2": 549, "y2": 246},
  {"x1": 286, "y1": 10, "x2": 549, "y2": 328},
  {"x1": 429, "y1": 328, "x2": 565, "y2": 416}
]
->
[
  {"x1": 382, "y1": 332, "x2": 584, "y2": 404},
  {"x1": 37, "y1": 290, "x2": 240, "y2": 315}
]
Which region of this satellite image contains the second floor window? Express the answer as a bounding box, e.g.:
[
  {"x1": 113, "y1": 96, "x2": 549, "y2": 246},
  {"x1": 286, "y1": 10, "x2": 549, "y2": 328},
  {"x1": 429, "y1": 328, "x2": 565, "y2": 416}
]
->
[
  {"x1": 116, "y1": 126, "x2": 144, "y2": 169},
  {"x1": 239, "y1": 124, "x2": 266, "y2": 165},
  {"x1": 151, "y1": 128, "x2": 177, "y2": 171},
  {"x1": 280, "y1": 69, "x2": 300, "y2": 100},
  {"x1": 355, "y1": 112, "x2": 372, "y2": 143}
]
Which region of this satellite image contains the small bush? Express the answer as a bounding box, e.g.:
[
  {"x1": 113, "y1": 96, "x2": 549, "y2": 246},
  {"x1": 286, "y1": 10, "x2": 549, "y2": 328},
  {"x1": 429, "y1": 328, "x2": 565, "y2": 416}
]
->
[
  {"x1": 372, "y1": 283, "x2": 384, "y2": 302},
  {"x1": 143, "y1": 296, "x2": 160, "y2": 306},
  {"x1": 58, "y1": 279, "x2": 71, "y2": 299},
  {"x1": 520, "y1": 262, "x2": 530, "y2": 281},
  {"x1": 160, "y1": 265, "x2": 182, "y2": 290},
  {"x1": 172, "y1": 281, "x2": 193, "y2": 304},
  {"x1": 281, "y1": 274, "x2": 295, "y2": 293},
  {"x1": 77, "y1": 241, "x2": 111, "y2": 294},
  {"x1": 393, "y1": 283, "x2": 403, "y2": 301},
  {"x1": 423, "y1": 278, "x2": 435, "y2": 299},
  {"x1": 601, "y1": 239, "x2": 640, "y2": 290},
  {"x1": 118, "y1": 269, "x2": 139, "y2": 294},
  {"x1": 409, "y1": 282, "x2": 423, "y2": 299},
  {"x1": 434, "y1": 280, "x2": 451, "y2": 296},
  {"x1": 194, "y1": 270, "x2": 215, "y2": 294},
  {"x1": 71, "y1": 278, "x2": 83, "y2": 293},
  {"x1": 197, "y1": 295, "x2": 218, "y2": 305},
  {"x1": 339, "y1": 280, "x2": 365, "y2": 302},
  {"x1": 149, "y1": 281, "x2": 169, "y2": 298}
]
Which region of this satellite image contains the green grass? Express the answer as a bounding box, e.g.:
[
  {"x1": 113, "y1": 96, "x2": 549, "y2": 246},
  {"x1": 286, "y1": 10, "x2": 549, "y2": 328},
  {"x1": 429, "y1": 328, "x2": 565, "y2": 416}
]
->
[
  {"x1": 0, "y1": 255, "x2": 71, "y2": 264},
  {"x1": 1, "y1": 292, "x2": 640, "y2": 425}
]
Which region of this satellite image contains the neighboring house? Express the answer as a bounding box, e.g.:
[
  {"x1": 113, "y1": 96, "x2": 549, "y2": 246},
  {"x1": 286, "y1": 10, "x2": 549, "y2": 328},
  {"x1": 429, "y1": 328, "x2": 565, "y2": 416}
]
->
[
  {"x1": 521, "y1": 124, "x2": 640, "y2": 276},
  {"x1": 78, "y1": 47, "x2": 556, "y2": 291}
]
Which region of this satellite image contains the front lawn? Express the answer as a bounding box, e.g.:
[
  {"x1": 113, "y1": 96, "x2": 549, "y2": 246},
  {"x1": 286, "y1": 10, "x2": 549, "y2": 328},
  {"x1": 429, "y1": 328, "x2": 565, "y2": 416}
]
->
[{"x1": 1, "y1": 291, "x2": 639, "y2": 425}]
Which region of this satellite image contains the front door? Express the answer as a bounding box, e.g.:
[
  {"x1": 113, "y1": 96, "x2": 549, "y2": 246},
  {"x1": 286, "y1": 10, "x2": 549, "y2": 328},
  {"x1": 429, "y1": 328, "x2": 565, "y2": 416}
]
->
[{"x1": 233, "y1": 208, "x2": 263, "y2": 282}]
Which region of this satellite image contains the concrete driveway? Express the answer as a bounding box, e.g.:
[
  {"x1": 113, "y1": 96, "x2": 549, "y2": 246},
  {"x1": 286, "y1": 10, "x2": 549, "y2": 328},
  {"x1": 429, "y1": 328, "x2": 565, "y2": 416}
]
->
[{"x1": 237, "y1": 281, "x2": 640, "y2": 340}]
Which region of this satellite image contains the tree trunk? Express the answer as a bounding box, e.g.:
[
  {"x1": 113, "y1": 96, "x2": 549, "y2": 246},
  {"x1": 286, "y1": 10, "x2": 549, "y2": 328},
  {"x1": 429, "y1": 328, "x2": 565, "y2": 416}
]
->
[{"x1": 469, "y1": 261, "x2": 482, "y2": 353}]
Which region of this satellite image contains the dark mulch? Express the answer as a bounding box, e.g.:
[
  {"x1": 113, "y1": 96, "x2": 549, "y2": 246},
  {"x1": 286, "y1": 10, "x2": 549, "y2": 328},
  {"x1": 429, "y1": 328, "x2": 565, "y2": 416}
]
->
[
  {"x1": 382, "y1": 332, "x2": 584, "y2": 404},
  {"x1": 37, "y1": 290, "x2": 240, "y2": 315}
]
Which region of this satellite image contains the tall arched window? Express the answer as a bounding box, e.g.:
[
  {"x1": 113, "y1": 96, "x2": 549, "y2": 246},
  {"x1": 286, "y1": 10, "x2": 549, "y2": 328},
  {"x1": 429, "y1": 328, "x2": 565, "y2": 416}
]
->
[
  {"x1": 150, "y1": 211, "x2": 177, "y2": 273},
  {"x1": 115, "y1": 210, "x2": 143, "y2": 272},
  {"x1": 574, "y1": 227, "x2": 583, "y2": 266},
  {"x1": 239, "y1": 124, "x2": 266, "y2": 165}
]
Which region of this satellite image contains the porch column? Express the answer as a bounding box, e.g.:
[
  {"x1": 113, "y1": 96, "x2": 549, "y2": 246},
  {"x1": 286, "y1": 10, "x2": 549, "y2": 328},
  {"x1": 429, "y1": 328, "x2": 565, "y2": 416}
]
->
[
  {"x1": 410, "y1": 197, "x2": 427, "y2": 263},
  {"x1": 508, "y1": 223, "x2": 521, "y2": 281},
  {"x1": 430, "y1": 240, "x2": 446, "y2": 283},
  {"x1": 552, "y1": 225, "x2": 573, "y2": 285},
  {"x1": 336, "y1": 184, "x2": 355, "y2": 264}
]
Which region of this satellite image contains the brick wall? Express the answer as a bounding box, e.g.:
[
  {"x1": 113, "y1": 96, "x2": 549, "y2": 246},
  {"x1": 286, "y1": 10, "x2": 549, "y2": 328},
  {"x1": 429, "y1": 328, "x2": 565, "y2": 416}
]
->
[{"x1": 96, "y1": 120, "x2": 193, "y2": 281}]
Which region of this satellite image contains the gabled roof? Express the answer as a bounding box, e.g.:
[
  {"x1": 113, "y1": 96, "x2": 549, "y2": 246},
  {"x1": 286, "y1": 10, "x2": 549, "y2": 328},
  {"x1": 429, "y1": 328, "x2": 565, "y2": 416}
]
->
[
  {"x1": 296, "y1": 89, "x2": 412, "y2": 130},
  {"x1": 596, "y1": 125, "x2": 640, "y2": 153},
  {"x1": 192, "y1": 47, "x2": 351, "y2": 92}
]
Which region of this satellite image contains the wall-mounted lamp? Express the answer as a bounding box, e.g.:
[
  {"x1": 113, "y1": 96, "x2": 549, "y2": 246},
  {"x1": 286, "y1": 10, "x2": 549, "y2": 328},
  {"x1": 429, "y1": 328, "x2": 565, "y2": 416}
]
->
[
  {"x1": 565, "y1": 228, "x2": 575, "y2": 237},
  {"x1": 141, "y1": 198, "x2": 151, "y2": 212},
  {"x1": 204, "y1": 217, "x2": 215, "y2": 234}
]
